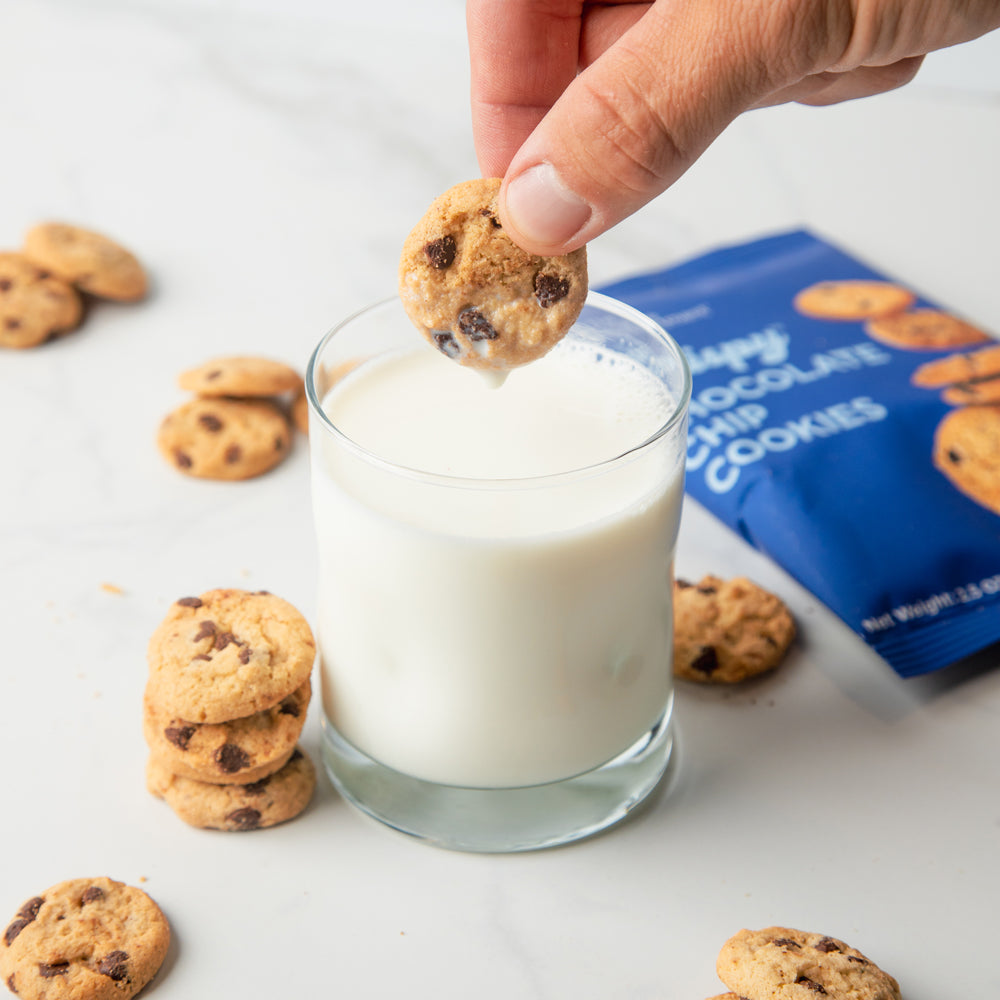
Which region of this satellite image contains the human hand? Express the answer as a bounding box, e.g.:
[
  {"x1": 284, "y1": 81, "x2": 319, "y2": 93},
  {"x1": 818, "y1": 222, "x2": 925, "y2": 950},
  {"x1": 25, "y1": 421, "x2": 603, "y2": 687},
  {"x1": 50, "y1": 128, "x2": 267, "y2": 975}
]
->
[{"x1": 468, "y1": 0, "x2": 1000, "y2": 255}]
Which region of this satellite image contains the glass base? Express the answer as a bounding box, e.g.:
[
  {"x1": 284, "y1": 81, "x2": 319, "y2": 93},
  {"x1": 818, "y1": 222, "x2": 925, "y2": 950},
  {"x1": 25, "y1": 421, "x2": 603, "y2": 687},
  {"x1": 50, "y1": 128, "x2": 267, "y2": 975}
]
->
[{"x1": 320, "y1": 703, "x2": 675, "y2": 853}]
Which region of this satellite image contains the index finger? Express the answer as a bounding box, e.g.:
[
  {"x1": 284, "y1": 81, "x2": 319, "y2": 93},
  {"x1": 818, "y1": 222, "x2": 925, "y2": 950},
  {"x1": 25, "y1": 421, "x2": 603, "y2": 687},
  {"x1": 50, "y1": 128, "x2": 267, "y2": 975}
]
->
[{"x1": 467, "y1": 0, "x2": 584, "y2": 177}]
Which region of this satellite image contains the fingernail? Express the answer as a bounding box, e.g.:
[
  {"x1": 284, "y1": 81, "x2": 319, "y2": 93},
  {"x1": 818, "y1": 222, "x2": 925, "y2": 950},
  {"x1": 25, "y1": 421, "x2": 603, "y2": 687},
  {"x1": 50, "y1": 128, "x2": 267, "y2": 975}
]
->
[{"x1": 505, "y1": 162, "x2": 592, "y2": 249}]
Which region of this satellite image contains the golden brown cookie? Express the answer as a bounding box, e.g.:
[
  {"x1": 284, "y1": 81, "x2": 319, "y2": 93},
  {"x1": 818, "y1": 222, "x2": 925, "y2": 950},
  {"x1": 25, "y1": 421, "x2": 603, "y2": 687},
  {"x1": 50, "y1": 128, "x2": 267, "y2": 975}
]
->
[
  {"x1": 941, "y1": 377, "x2": 1000, "y2": 406},
  {"x1": 22, "y1": 222, "x2": 147, "y2": 301},
  {"x1": 932, "y1": 404, "x2": 1000, "y2": 515},
  {"x1": 793, "y1": 280, "x2": 914, "y2": 321},
  {"x1": 0, "y1": 251, "x2": 83, "y2": 349},
  {"x1": 0, "y1": 877, "x2": 170, "y2": 1000},
  {"x1": 864, "y1": 308, "x2": 990, "y2": 351},
  {"x1": 716, "y1": 927, "x2": 901, "y2": 1000},
  {"x1": 399, "y1": 178, "x2": 588, "y2": 371},
  {"x1": 673, "y1": 575, "x2": 795, "y2": 683},
  {"x1": 178, "y1": 356, "x2": 304, "y2": 398},
  {"x1": 146, "y1": 589, "x2": 315, "y2": 724},
  {"x1": 291, "y1": 388, "x2": 309, "y2": 435},
  {"x1": 157, "y1": 397, "x2": 292, "y2": 480},
  {"x1": 143, "y1": 678, "x2": 310, "y2": 784},
  {"x1": 911, "y1": 342, "x2": 1000, "y2": 387},
  {"x1": 146, "y1": 746, "x2": 315, "y2": 831}
]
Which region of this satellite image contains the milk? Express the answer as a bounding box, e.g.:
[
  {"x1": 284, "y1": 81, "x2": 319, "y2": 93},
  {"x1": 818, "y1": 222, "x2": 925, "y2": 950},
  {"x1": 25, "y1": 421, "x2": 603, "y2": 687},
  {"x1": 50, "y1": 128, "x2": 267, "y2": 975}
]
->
[{"x1": 310, "y1": 339, "x2": 685, "y2": 788}]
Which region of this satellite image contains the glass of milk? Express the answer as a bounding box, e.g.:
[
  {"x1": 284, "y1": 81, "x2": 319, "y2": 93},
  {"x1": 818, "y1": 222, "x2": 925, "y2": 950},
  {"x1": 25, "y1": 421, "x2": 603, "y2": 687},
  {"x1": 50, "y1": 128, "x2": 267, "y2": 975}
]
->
[{"x1": 306, "y1": 291, "x2": 690, "y2": 851}]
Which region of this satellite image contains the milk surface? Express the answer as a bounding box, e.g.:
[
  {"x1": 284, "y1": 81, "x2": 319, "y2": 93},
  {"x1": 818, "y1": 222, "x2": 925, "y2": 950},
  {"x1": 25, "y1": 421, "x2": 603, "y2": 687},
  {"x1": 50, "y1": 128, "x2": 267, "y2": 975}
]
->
[{"x1": 311, "y1": 341, "x2": 684, "y2": 787}]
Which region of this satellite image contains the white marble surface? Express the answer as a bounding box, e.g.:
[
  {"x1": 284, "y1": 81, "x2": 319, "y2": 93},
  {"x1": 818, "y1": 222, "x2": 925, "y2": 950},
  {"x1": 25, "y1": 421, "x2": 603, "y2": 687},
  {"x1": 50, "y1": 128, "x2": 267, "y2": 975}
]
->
[{"x1": 2, "y1": 1, "x2": 1000, "y2": 996}]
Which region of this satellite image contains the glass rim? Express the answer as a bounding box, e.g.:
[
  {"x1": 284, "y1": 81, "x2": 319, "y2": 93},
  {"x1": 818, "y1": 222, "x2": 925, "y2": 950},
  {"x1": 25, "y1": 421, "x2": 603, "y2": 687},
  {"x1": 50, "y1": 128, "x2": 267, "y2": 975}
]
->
[{"x1": 305, "y1": 290, "x2": 692, "y2": 491}]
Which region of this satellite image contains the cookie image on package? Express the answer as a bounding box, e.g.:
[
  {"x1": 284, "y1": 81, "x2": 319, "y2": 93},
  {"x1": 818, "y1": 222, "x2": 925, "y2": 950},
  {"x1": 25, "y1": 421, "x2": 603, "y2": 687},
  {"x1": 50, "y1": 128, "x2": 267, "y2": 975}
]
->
[
  {"x1": 157, "y1": 396, "x2": 292, "y2": 480},
  {"x1": 22, "y1": 222, "x2": 147, "y2": 302},
  {"x1": 864, "y1": 308, "x2": 990, "y2": 351},
  {"x1": 146, "y1": 589, "x2": 315, "y2": 724},
  {"x1": 142, "y1": 678, "x2": 310, "y2": 784},
  {"x1": 912, "y1": 342, "x2": 1000, "y2": 404},
  {"x1": 399, "y1": 178, "x2": 588, "y2": 370},
  {"x1": 793, "y1": 280, "x2": 914, "y2": 321},
  {"x1": 0, "y1": 251, "x2": 83, "y2": 349},
  {"x1": 716, "y1": 926, "x2": 901, "y2": 1000},
  {"x1": 933, "y1": 404, "x2": 1000, "y2": 516},
  {"x1": 0, "y1": 877, "x2": 170, "y2": 1000},
  {"x1": 146, "y1": 746, "x2": 315, "y2": 831},
  {"x1": 178, "y1": 355, "x2": 304, "y2": 398},
  {"x1": 673, "y1": 575, "x2": 795, "y2": 683}
]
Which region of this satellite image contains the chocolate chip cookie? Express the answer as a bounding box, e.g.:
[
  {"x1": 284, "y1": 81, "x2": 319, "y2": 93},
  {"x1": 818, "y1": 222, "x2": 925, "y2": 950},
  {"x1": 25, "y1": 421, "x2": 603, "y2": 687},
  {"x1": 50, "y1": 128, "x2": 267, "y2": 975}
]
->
[
  {"x1": 912, "y1": 342, "x2": 1000, "y2": 387},
  {"x1": 673, "y1": 575, "x2": 795, "y2": 683},
  {"x1": 143, "y1": 678, "x2": 310, "y2": 783},
  {"x1": 22, "y1": 222, "x2": 147, "y2": 302},
  {"x1": 0, "y1": 251, "x2": 83, "y2": 349},
  {"x1": 864, "y1": 308, "x2": 989, "y2": 351},
  {"x1": 1, "y1": 877, "x2": 170, "y2": 1000},
  {"x1": 146, "y1": 746, "x2": 315, "y2": 831},
  {"x1": 793, "y1": 280, "x2": 914, "y2": 321},
  {"x1": 932, "y1": 404, "x2": 1000, "y2": 515},
  {"x1": 178, "y1": 356, "x2": 304, "y2": 398},
  {"x1": 157, "y1": 396, "x2": 292, "y2": 480},
  {"x1": 716, "y1": 927, "x2": 901, "y2": 1000},
  {"x1": 399, "y1": 178, "x2": 587, "y2": 371},
  {"x1": 145, "y1": 589, "x2": 315, "y2": 724}
]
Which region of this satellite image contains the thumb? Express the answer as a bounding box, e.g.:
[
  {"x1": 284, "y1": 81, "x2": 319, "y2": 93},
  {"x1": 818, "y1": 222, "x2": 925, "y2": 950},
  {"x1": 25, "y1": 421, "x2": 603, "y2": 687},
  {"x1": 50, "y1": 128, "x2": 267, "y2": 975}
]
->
[{"x1": 498, "y1": 1, "x2": 813, "y2": 255}]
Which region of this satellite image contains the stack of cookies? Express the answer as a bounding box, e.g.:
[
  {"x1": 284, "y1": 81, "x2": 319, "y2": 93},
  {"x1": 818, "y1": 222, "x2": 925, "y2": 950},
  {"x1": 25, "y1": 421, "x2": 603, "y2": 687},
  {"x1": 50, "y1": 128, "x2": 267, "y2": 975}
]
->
[
  {"x1": 157, "y1": 356, "x2": 308, "y2": 481},
  {"x1": 144, "y1": 588, "x2": 317, "y2": 831},
  {"x1": 0, "y1": 221, "x2": 147, "y2": 350},
  {"x1": 709, "y1": 926, "x2": 901, "y2": 1000}
]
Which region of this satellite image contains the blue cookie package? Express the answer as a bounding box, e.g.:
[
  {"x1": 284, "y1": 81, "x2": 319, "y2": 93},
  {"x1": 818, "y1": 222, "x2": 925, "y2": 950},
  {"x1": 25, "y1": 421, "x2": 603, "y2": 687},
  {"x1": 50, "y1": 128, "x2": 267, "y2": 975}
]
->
[{"x1": 600, "y1": 228, "x2": 1000, "y2": 678}]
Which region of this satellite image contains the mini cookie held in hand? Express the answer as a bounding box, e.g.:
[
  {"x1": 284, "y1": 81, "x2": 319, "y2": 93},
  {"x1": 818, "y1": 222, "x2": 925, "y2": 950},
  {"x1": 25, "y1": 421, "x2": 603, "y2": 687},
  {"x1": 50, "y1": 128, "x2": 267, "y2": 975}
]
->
[
  {"x1": 23, "y1": 222, "x2": 147, "y2": 302},
  {"x1": 0, "y1": 877, "x2": 170, "y2": 1000},
  {"x1": 673, "y1": 575, "x2": 795, "y2": 683},
  {"x1": 399, "y1": 178, "x2": 587, "y2": 371},
  {"x1": 716, "y1": 926, "x2": 901, "y2": 1000}
]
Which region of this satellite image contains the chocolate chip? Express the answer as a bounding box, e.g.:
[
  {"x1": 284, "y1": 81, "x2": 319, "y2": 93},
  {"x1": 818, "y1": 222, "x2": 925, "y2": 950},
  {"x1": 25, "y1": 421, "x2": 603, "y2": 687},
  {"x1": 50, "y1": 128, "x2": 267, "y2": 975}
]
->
[
  {"x1": 165, "y1": 724, "x2": 196, "y2": 751},
  {"x1": 690, "y1": 645, "x2": 719, "y2": 675},
  {"x1": 224, "y1": 444, "x2": 242, "y2": 464},
  {"x1": 479, "y1": 208, "x2": 501, "y2": 228},
  {"x1": 206, "y1": 369, "x2": 222, "y2": 380},
  {"x1": 198, "y1": 413, "x2": 223, "y2": 432},
  {"x1": 814, "y1": 937, "x2": 841, "y2": 953},
  {"x1": 97, "y1": 951, "x2": 129, "y2": 982},
  {"x1": 226, "y1": 807, "x2": 262, "y2": 830},
  {"x1": 274, "y1": 436, "x2": 285, "y2": 451},
  {"x1": 458, "y1": 308, "x2": 498, "y2": 341},
  {"x1": 242, "y1": 776, "x2": 271, "y2": 795},
  {"x1": 278, "y1": 697, "x2": 300, "y2": 718},
  {"x1": 773, "y1": 938, "x2": 801, "y2": 949},
  {"x1": 80, "y1": 886, "x2": 105, "y2": 904},
  {"x1": 432, "y1": 331, "x2": 461, "y2": 359},
  {"x1": 214, "y1": 631, "x2": 235, "y2": 651},
  {"x1": 38, "y1": 963, "x2": 69, "y2": 979},
  {"x1": 675, "y1": 578, "x2": 693, "y2": 589},
  {"x1": 238, "y1": 646, "x2": 251, "y2": 664},
  {"x1": 534, "y1": 273, "x2": 570, "y2": 308},
  {"x1": 947, "y1": 448, "x2": 961, "y2": 464},
  {"x1": 4, "y1": 318, "x2": 20, "y2": 330},
  {"x1": 423, "y1": 235, "x2": 457, "y2": 270},
  {"x1": 290, "y1": 747, "x2": 303, "y2": 763},
  {"x1": 0, "y1": 279, "x2": 11, "y2": 292},
  {"x1": 6, "y1": 973, "x2": 16, "y2": 994},
  {"x1": 192, "y1": 653, "x2": 211, "y2": 661},
  {"x1": 696, "y1": 584, "x2": 717, "y2": 594},
  {"x1": 215, "y1": 743, "x2": 251, "y2": 774},
  {"x1": 847, "y1": 956, "x2": 868, "y2": 964},
  {"x1": 4, "y1": 898, "x2": 43, "y2": 945},
  {"x1": 194, "y1": 620, "x2": 216, "y2": 642},
  {"x1": 174, "y1": 450, "x2": 193, "y2": 469},
  {"x1": 795, "y1": 977, "x2": 827, "y2": 994},
  {"x1": 177, "y1": 597, "x2": 203, "y2": 608}
]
